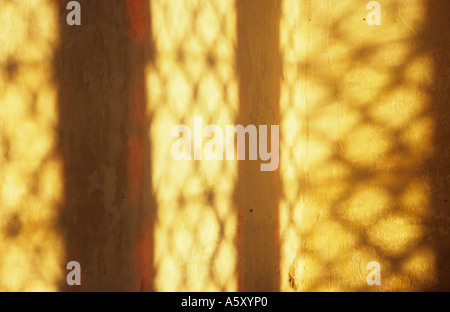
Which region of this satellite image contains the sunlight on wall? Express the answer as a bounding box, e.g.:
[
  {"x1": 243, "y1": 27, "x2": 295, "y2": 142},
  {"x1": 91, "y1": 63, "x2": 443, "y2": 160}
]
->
[
  {"x1": 146, "y1": 0, "x2": 238, "y2": 291},
  {"x1": 280, "y1": 0, "x2": 435, "y2": 291},
  {"x1": 0, "y1": 0, "x2": 63, "y2": 291}
]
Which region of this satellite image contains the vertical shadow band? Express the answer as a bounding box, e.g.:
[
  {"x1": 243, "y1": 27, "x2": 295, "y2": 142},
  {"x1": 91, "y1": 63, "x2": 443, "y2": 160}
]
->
[
  {"x1": 54, "y1": 0, "x2": 155, "y2": 291},
  {"x1": 425, "y1": 0, "x2": 450, "y2": 291},
  {"x1": 235, "y1": 0, "x2": 282, "y2": 292}
]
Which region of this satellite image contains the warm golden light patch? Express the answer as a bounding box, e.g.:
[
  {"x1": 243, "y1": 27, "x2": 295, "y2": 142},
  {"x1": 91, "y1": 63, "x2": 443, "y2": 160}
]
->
[
  {"x1": 147, "y1": 0, "x2": 238, "y2": 291},
  {"x1": 0, "y1": 0, "x2": 63, "y2": 291},
  {"x1": 280, "y1": 0, "x2": 435, "y2": 291}
]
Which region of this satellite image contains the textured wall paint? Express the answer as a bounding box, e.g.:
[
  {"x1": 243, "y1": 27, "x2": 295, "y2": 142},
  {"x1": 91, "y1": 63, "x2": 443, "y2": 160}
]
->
[
  {"x1": 279, "y1": 0, "x2": 450, "y2": 291},
  {"x1": 55, "y1": 0, "x2": 150, "y2": 291},
  {"x1": 0, "y1": 0, "x2": 63, "y2": 291},
  {"x1": 0, "y1": 0, "x2": 449, "y2": 292},
  {"x1": 147, "y1": 0, "x2": 239, "y2": 292},
  {"x1": 235, "y1": 0, "x2": 281, "y2": 292}
]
